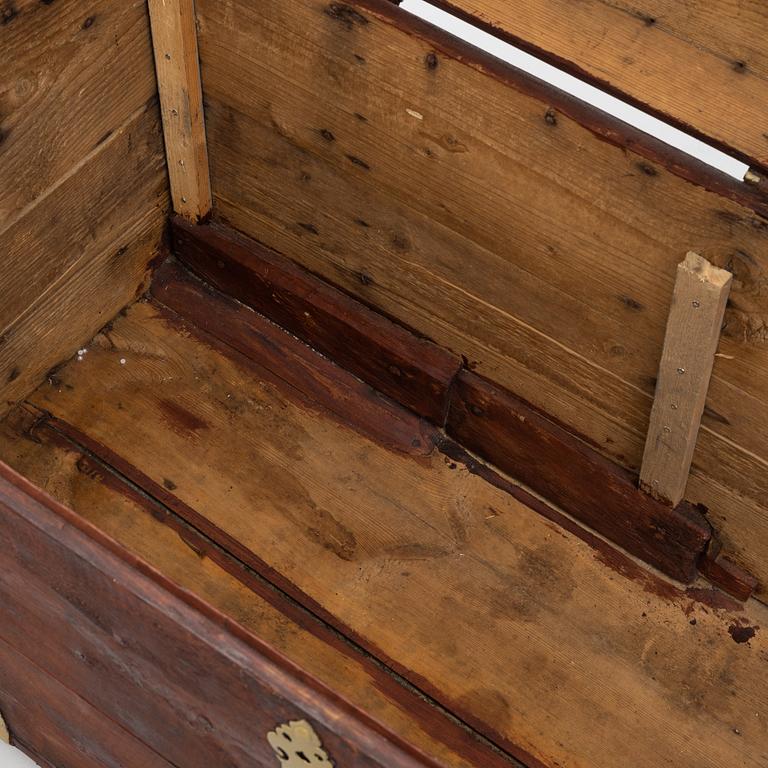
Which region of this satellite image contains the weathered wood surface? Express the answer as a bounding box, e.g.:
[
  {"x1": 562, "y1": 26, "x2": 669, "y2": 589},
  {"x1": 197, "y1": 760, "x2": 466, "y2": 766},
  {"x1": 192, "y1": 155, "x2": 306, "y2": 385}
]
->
[
  {"x1": 0, "y1": 406, "x2": 517, "y2": 768},
  {"x1": 172, "y1": 217, "x2": 461, "y2": 422},
  {"x1": 699, "y1": 552, "x2": 759, "y2": 603},
  {"x1": 196, "y1": 0, "x2": 768, "y2": 597},
  {"x1": 446, "y1": 370, "x2": 710, "y2": 582},
  {"x1": 640, "y1": 253, "x2": 732, "y2": 505},
  {"x1": 0, "y1": 0, "x2": 157, "y2": 224},
  {"x1": 0, "y1": 454, "x2": 446, "y2": 768},
  {"x1": 22, "y1": 296, "x2": 768, "y2": 768},
  {"x1": 148, "y1": 0, "x2": 211, "y2": 219},
  {"x1": 0, "y1": 634, "x2": 172, "y2": 768},
  {"x1": 431, "y1": 0, "x2": 768, "y2": 172},
  {"x1": 0, "y1": 0, "x2": 169, "y2": 416}
]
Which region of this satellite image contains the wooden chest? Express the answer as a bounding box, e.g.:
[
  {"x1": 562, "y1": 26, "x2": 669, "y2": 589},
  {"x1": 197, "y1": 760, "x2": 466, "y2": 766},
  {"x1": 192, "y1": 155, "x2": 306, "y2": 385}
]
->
[{"x1": 1, "y1": 1, "x2": 767, "y2": 766}]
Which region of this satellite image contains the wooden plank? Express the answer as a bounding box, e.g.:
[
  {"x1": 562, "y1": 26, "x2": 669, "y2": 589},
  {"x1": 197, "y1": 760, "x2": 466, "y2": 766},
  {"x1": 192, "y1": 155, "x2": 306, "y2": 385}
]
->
[
  {"x1": 195, "y1": 0, "x2": 768, "y2": 597},
  {"x1": 640, "y1": 253, "x2": 732, "y2": 505},
  {"x1": 147, "y1": 0, "x2": 211, "y2": 220},
  {"x1": 0, "y1": 104, "x2": 166, "y2": 347},
  {"x1": 0, "y1": 0, "x2": 169, "y2": 416},
  {"x1": 0, "y1": 0, "x2": 157, "y2": 228},
  {"x1": 0, "y1": 406, "x2": 522, "y2": 768},
  {"x1": 0, "y1": 463, "x2": 445, "y2": 768},
  {"x1": 699, "y1": 552, "x2": 758, "y2": 602},
  {"x1": 0, "y1": 636, "x2": 172, "y2": 768},
  {"x1": 430, "y1": 0, "x2": 768, "y2": 172},
  {"x1": 445, "y1": 370, "x2": 710, "y2": 581},
  {"x1": 171, "y1": 217, "x2": 461, "y2": 422},
  {"x1": 22, "y1": 296, "x2": 768, "y2": 768},
  {"x1": 0, "y1": 104, "x2": 168, "y2": 417}
]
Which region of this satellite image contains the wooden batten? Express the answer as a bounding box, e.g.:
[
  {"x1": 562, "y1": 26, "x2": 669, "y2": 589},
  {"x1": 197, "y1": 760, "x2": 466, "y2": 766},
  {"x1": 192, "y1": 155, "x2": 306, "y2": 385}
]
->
[
  {"x1": 640, "y1": 253, "x2": 732, "y2": 506},
  {"x1": 171, "y1": 218, "x2": 462, "y2": 423},
  {"x1": 148, "y1": 0, "x2": 211, "y2": 220}
]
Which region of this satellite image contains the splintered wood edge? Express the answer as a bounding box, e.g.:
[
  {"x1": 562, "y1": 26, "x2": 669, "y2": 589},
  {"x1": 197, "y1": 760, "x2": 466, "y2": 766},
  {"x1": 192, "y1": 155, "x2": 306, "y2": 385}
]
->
[
  {"x1": 0, "y1": 710, "x2": 9, "y2": 744},
  {"x1": 148, "y1": 0, "x2": 212, "y2": 220},
  {"x1": 680, "y1": 251, "x2": 732, "y2": 288},
  {"x1": 640, "y1": 252, "x2": 733, "y2": 506}
]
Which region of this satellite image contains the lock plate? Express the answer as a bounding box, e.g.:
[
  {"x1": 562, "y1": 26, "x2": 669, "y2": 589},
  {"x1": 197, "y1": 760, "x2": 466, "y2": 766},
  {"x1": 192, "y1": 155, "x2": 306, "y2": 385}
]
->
[{"x1": 267, "y1": 719, "x2": 333, "y2": 767}]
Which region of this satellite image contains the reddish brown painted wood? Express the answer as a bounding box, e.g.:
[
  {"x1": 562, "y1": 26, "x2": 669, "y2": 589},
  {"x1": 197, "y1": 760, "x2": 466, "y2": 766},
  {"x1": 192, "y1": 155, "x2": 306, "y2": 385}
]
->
[
  {"x1": 446, "y1": 370, "x2": 711, "y2": 582},
  {"x1": 0, "y1": 635, "x2": 170, "y2": 768},
  {"x1": 171, "y1": 217, "x2": 461, "y2": 423},
  {"x1": 151, "y1": 259, "x2": 438, "y2": 456},
  {"x1": 12, "y1": 413, "x2": 525, "y2": 768},
  {"x1": 0, "y1": 463, "x2": 448, "y2": 768},
  {"x1": 699, "y1": 553, "x2": 758, "y2": 602}
]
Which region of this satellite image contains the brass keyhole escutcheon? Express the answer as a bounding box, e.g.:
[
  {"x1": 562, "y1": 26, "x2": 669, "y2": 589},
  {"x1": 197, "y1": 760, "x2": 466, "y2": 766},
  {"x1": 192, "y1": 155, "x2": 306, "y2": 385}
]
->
[{"x1": 267, "y1": 719, "x2": 333, "y2": 767}]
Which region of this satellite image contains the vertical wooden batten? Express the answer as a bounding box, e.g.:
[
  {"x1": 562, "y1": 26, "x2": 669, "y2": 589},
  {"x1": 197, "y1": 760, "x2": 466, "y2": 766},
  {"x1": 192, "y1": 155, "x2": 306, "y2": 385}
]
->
[
  {"x1": 640, "y1": 253, "x2": 732, "y2": 506},
  {"x1": 148, "y1": 0, "x2": 212, "y2": 220}
]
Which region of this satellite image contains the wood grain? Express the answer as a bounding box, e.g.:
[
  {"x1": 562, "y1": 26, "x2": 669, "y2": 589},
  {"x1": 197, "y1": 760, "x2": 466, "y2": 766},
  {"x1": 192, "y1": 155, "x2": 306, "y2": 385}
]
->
[
  {"x1": 151, "y1": 259, "x2": 438, "y2": 455},
  {"x1": 0, "y1": 406, "x2": 523, "y2": 768},
  {"x1": 147, "y1": 0, "x2": 211, "y2": 220},
  {"x1": 431, "y1": 0, "x2": 768, "y2": 172},
  {"x1": 640, "y1": 253, "x2": 732, "y2": 505},
  {"x1": 171, "y1": 217, "x2": 461, "y2": 422},
  {"x1": 0, "y1": 455, "x2": 446, "y2": 768},
  {"x1": 196, "y1": 0, "x2": 768, "y2": 597},
  {"x1": 0, "y1": 635, "x2": 172, "y2": 768},
  {"x1": 0, "y1": 0, "x2": 169, "y2": 417},
  {"x1": 0, "y1": 104, "x2": 168, "y2": 418},
  {"x1": 22, "y1": 296, "x2": 768, "y2": 768},
  {"x1": 0, "y1": 0, "x2": 157, "y2": 227}
]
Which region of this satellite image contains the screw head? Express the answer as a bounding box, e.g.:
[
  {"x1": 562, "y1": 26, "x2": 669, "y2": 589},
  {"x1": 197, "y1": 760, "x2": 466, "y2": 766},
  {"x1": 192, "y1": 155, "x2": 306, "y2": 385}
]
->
[
  {"x1": 692, "y1": 300, "x2": 700, "y2": 307},
  {"x1": 677, "y1": 367, "x2": 686, "y2": 374}
]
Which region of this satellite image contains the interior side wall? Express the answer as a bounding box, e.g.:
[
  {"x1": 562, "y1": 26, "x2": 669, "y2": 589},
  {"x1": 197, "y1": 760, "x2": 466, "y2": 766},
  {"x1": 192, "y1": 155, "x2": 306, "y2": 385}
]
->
[
  {"x1": 196, "y1": 0, "x2": 768, "y2": 596},
  {"x1": 0, "y1": 0, "x2": 169, "y2": 414}
]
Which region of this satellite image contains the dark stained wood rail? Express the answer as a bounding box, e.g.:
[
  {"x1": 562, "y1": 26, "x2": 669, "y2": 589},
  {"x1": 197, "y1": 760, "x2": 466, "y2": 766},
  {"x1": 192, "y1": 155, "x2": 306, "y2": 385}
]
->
[{"x1": 172, "y1": 216, "x2": 461, "y2": 423}]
